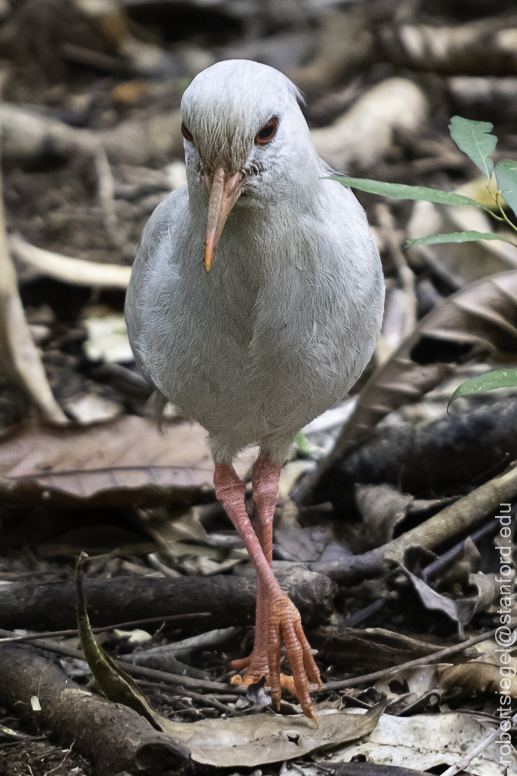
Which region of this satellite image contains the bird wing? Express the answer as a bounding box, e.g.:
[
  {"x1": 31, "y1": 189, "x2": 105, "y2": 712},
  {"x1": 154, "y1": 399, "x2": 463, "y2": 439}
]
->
[{"x1": 125, "y1": 185, "x2": 190, "y2": 389}]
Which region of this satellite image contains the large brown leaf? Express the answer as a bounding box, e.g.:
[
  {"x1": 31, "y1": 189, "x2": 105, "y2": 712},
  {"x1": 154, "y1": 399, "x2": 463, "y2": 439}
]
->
[
  {"x1": 305, "y1": 270, "x2": 517, "y2": 491},
  {"x1": 0, "y1": 416, "x2": 255, "y2": 506}
]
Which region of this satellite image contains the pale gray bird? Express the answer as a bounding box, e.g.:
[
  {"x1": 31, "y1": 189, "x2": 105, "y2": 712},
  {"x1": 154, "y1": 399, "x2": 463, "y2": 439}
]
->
[{"x1": 125, "y1": 59, "x2": 385, "y2": 722}]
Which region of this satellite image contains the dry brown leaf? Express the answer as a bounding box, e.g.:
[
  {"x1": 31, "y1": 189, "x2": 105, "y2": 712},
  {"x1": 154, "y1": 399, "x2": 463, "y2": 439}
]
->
[
  {"x1": 318, "y1": 270, "x2": 517, "y2": 476},
  {"x1": 439, "y1": 656, "x2": 517, "y2": 696},
  {"x1": 0, "y1": 416, "x2": 256, "y2": 505},
  {"x1": 159, "y1": 703, "x2": 386, "y2": 767}
]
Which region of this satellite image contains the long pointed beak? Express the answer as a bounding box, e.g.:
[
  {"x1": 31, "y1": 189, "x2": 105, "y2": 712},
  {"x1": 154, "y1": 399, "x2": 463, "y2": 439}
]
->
[{"x1": 204, "y1": 167, "x2": 242, "y2": 271}]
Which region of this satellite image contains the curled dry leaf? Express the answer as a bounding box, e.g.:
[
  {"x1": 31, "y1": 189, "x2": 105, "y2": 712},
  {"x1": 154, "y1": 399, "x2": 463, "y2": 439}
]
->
[
  {"x1": 454, "y1": 571, "x2": 499, "y2": 626},
  {"x1": 314, "y1": 269, "x2": 517, "y2": 480},
  {"x1": 373, "y1": 662, "x2": 449, "y2": 716},
  {"x1": 0, "y1": 416, "x2": 256, "y2": 505},
  {"x1": 399, "y1": 568, "x2": 464, "y2": 637},
  {"x1": 438, "y1": 655, "x2": 517, "y2": 696},
  {"x1": 350, "y1": 483, "x2": 414, "y2": 553}
]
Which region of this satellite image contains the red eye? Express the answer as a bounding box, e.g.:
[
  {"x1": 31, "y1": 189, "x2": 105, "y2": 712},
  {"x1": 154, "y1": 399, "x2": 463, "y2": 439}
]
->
[
  {"x1": 255, "y1": 117, "x2": 278, "y2": 145},
  {"x1": 181, "y1": 121, "x2": 194, "y2": 143}
]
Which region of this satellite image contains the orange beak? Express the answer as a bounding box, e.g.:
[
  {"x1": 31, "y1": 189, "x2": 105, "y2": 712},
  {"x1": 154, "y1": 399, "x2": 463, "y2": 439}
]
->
[{"x1": 204, "y1": 167, "x2": 242, "y2": 271}]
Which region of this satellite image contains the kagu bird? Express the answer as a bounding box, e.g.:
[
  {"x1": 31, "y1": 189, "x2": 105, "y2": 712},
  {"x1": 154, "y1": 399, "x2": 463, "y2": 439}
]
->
[{"x1": 125, "y1": 60, "x2": 385, "y2": 722}]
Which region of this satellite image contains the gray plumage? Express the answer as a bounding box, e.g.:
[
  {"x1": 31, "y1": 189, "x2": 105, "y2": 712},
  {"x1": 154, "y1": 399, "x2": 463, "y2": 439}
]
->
[{"x1": 125, "y1": 59, "x2": 385, "y2": 465}]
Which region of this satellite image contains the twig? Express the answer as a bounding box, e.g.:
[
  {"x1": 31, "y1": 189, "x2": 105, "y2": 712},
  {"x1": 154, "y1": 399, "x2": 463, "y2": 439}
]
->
[
  {"x1": 375, "y1": 203, "x2": 417, "y2": 340},
  {"x1": 323, "y1": 627, "x2": 496, "y2": 692},
  {"x1": 137, "y1": 680, "x2": 245, "y2": 716},
  {"x1": 0, "y1": 627, "x2": 248, "y2": 695},
  {"x1": 422, "y1": 515, "x2": 499, "y2": 582},
  {"x1": 93, "y1": 146, "x2": 123, "y2": 248},
  {"x1": 439, "y1": 712, "x2": 517, "y2": 776},
  {"x1": 120, "y1": 626, "x2": 240, "y2": 663},
  {"x1": 0, "y1": 612, "x2": 211, "y2": 644},
  {"x1": 376, "y1": 461, "x2": 517, "y2": 563}
]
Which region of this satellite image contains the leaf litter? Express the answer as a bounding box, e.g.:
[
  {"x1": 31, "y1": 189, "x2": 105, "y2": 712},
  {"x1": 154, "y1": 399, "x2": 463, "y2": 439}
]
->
[{"x1": 0, "y1": 415, "x2": 256, "y2": 504}]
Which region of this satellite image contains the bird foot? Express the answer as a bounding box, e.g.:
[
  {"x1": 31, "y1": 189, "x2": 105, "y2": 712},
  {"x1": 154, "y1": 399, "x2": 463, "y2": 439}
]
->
[
  {"x1": 229, "y1": 655, "x2": 298, "y2": 698},
  {"x1": 268, "y1": 592, "x2": 321, "y2": 724},
  {"x1": 230, "y1": 593, "x2": 321, "y2": 724}
]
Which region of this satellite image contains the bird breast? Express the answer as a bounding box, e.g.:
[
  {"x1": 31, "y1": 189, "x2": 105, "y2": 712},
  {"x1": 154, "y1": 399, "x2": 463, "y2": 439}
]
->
[{"x1": 126, "y1": 183, "x2": 384, "y2": 460}]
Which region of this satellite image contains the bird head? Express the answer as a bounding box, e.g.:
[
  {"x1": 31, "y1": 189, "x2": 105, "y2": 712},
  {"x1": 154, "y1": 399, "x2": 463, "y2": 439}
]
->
[{"x1": 180, "y1": 60, "x2": 312, "y2": 270}]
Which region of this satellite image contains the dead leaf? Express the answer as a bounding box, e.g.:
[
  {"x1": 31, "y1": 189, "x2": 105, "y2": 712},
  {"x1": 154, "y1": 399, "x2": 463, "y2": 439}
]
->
[
  {"x1": 454, "y1": 572, "x2": 499, "y2": 625},
  {"x1": 319, "y1": 710, "x2": 516, "y2": 772},
  {"x1": 399, "y1": 568, "x2": 464, "y2": 636},
  {"x1": 431, "y1": 536, "x2": 482, "y2": 589},
  {"x1": 0, "y1": 416, "x2": 256, "y2": 505},
  {"x1": 322, "y1": 269, "x2": 517, "y2": 467},
  {"x1": 159, "y1": 703, "x2": 386, "y2": 767},
  {"x1": 348, "y1": 484, "x2": 414, "y2": 553},
  {"x1": 439, "y1": 655, "x2": 517, "y2": 696},
  {"x1": 373, "y1": 662, "x2": 448, "y2": 716},
  {"x1": 275, "y1": 525, "x2": 332, "y2": 562}
]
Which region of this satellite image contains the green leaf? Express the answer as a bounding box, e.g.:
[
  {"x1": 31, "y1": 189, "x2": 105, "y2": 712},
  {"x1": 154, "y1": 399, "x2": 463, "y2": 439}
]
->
[
  {"x1": 449, "y1": 368, "x2": 517, "y2": 409},
  {"x1": 495, "y1": 160, "x2": 517, "y2": 220},
  {"x1": 75, "y1": 553, "x2": 162, "y2": 730},
  {"x1": 332, "y1": 177, "x2": 491, "y2": 211},
  {"x1": 407, "y1": 230, "x2": 517, "y2": 247},
  {"x1": 449, "y1": 116, "x2": 497, "y2": 179}
]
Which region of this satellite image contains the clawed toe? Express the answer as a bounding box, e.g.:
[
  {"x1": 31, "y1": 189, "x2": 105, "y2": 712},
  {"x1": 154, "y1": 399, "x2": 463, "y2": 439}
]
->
[{"x1": 268, "y1": 593, "x2": 321, "y2": 722}]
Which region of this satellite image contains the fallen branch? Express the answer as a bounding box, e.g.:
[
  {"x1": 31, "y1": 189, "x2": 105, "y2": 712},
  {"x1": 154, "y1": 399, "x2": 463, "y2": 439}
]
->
[
  {"x1": 324, "y1": 627, "x2": 497, "y2": 692},
  {"x1": 311, "y1": 397, "x2": 517, "y2": 508},
  {"x1": 377, "y1": 461, "x2": 517, "y2": 563},
  {"x1": 0, "y1": 116, "x2": 67, "y2": 424},
  {"x1": 0, "y1": 567, "x2": 335, "y2": 632},
  {"x1": 312, "y1": 460, "x2": 517, "y2": 581},
  {"x1": 9, "y1": 234, "x2": 131, "y2": 289},
  {"x1": 0, "y1": 643, "x2": 190, "y2": 776},
  {"x1": 0, "y1": 627, "x2": 245, "y2": 694},
  {"x1": 310, "y1": 78, "x2": 428, "y2": 169},
  {"x1": 0, "y1": 612, "x2": 211, "y2": 644},
  {"x1": 311, "y1": 626, "x2": 454, "y2": 672}
]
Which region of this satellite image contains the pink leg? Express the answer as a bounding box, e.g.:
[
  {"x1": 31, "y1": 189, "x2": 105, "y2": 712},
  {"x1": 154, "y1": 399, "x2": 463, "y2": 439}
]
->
[
  {"x1": 214, "y1": 456, "x2": 321, "y2": 722},
  {"x1": 230, "y1": 454, "x2": 280, "y2": 678}
]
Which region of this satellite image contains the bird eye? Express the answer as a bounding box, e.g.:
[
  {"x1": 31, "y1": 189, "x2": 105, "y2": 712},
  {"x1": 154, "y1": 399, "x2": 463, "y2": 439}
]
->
[
  {"x1": 255, "y1": 117, "x2": 278, "y2": 145},
  {"x1": 181, "y1": 121, "x2": 194, "y2": 143}
]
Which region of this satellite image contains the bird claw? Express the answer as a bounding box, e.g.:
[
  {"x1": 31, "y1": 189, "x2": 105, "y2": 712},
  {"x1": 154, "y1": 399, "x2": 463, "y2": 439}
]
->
[
  {"x1": 268, "y1": 592, "x2": 321, "y2": 722},
  {"x1": 229, "y1": 595, "x2": 321, "y2": 723}
]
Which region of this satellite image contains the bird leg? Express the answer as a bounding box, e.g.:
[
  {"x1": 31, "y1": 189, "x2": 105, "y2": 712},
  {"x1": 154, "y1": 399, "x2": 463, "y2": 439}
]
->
[
  {"x1": 213, "y1": 458, "x2": 321, "y2": 722},
  {"x1": 229, "y1": 454, "x2": 279, "y2": 680}
]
